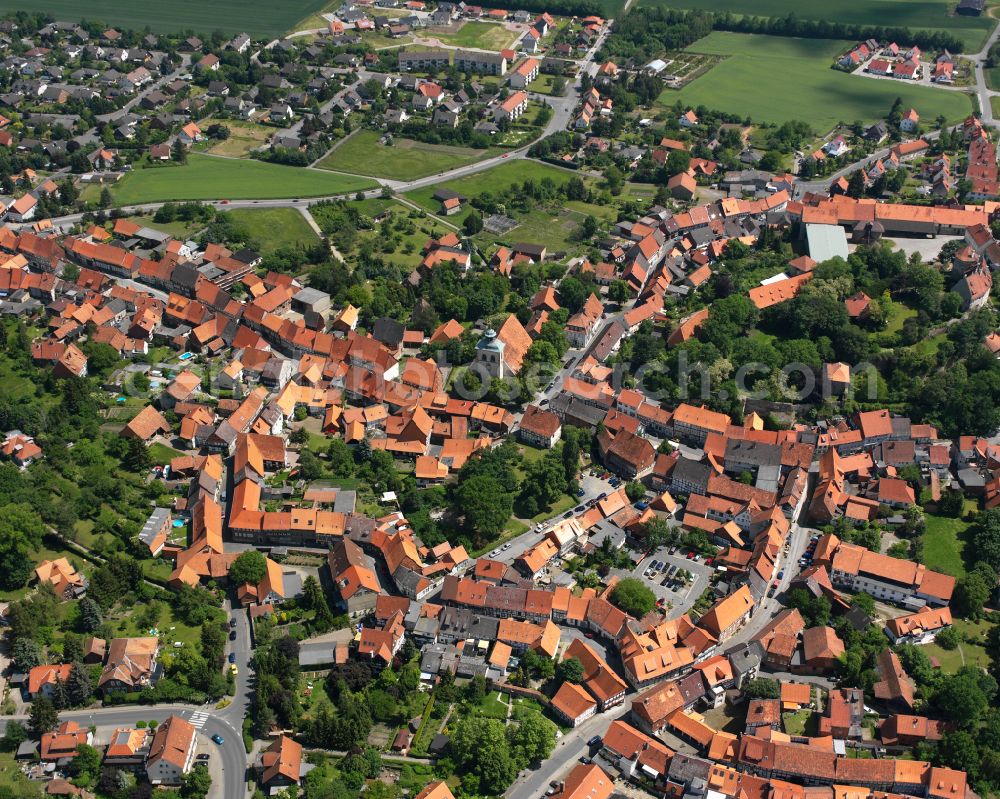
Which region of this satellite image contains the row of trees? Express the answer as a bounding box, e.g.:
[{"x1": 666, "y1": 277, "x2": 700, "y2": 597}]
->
[{"x1": 602, "y1": 7, "x2": 966, "y2": 63}]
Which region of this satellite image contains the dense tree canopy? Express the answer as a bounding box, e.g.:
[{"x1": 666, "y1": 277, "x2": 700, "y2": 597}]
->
[{"x1": 609, "y1": 577, "x2": 656, "y2": 617}]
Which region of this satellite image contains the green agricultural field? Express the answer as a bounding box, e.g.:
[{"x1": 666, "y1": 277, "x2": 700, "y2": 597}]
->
[
  {"x1": 316, "y1": 130, "x2": 500, "y2": 181},
  {"x1": 667, "y1": 33, "x2": 973, "y2": 131},
  {"x1": 404, "y1": 159, "x2": 578, "y2": 212},
  {"x1": 0, "y1": 0, "x2": 329, "y2": 37},
  {"x1": 638, "y1": 0, "x2": 995, "y2": 52},
  {"x1": 430, "y1": 20, "x2": 518, "y2": 49},
  {"x1": 98, "y1": 155, "x2": 375, "y2": 205},
  {"x1": 226, "y1": 207, "x2": 320, "y2": 253}
]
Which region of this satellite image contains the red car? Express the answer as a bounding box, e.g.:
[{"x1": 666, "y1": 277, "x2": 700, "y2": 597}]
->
[
  {"x1": 584, "y1": 632, "x2": 594, "y2": 639},
  {"x1": 705, "y1": 557, "x2": 714, "y2": 566},
  {"x1": 687, "y1": 552, "x2": 695, "y2": 559}
]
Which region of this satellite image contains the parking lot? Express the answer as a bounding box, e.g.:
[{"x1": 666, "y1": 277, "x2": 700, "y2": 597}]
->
[{"x1": 625, "y1": 545, "x2": 716, "y2": 615}]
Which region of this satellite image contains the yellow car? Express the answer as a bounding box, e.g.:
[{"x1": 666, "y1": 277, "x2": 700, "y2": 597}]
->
[{"x1": 229, "y1": 664, "x2": 238, "y2": 676}]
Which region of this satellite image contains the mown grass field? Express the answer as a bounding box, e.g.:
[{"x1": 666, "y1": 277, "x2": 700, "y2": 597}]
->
[
  {"x1": 668, "y1": 33, "x2": 974, "y2": 131},
  {"x1": 921, "y1": 510, "x2": 973, "y2": 578},
  {"x1": 638, "y1": 0, "x2": 996, "y2": 52},
  {"x1": 316, "y1": 130, "x2": 500, "y2": 181},
  {"x1": 98, "y1": 155, "x2": 375, "y2": 205},
  {"x1": 987, "y1": 66, "x2": 1000, "y2": 91},
  {"x1": 198, "y1": 119, "x2": 272, "y2": 158},
  {"x1": 429, "y1": 20, "x2": 518, "y2": 49},
  {"x1": 925, "y1": 617, "x2": 994, "y2": 672},
  {"x1": 404, "y1": 159, "x2": 578, "y2": 211},
  {"x1": 0, "y1": 0, "x2": 329, "y2": 37},
  {"x1": 226, "y1": 207, "x2": 320, "y2": 253}
]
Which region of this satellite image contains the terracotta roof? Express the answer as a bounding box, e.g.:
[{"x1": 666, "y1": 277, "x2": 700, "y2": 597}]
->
[
  {"x1": 748, "y1": 273, "x2": 811, "y2": 309},
  {"x1": 123, "y1": 404, "x2": 169, "y2": 441},
  {"x1": 801, "y1": 626, "x2": 844, "y2": 662},
  {"x1": 885, "y1": 606, "x2": 952, "y2": 639},
  {"x1": 28, "y1": 664, "x2": 72, "y2": 695},
  {"x1": 551, "y1": 680, "x2": 597, "y2": 721},
  {"x1": 147, "y1": 715, "x2": 195, "y2": 770},
  {"x1": 550, "y1": 764, "x2": 614, "y2": 799},
  {"x1": 260, "y1": 736, "x2": 302, "y2": 785},
  {"x1": 698, "y1": 585, "x2": 753, "y2": 637},
  {"x1": 414, "y1": 783, "x2": 455, "y2": 799}
]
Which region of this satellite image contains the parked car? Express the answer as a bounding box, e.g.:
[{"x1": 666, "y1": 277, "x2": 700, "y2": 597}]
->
[
  {"x1": 587, "y1": 736, "x2": 602, "y2": 746},
  {"x1": 229, "y1": 630, "x2": 237, "y2": 641},
  {"x1": 229, "y1": 619, "x2": 237, "y2": 628},
  {"x1": 576, "y1": 487, "x2": 585, "y2": 497},
  {"x1": 574, "y1": 505, "x2": 585, "y2": 513},
  {"x1": 777, "y1": 570, "x2": 785, "y2": 579},
  {"x1": 211, "y1": 734, "x2": 225, "y2": 745},
  {"x1": 228, "y1": 653, "x2": 236, "y2": 663}
]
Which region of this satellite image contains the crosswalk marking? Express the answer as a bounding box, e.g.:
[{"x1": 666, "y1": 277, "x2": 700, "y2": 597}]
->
[{"x1": 189, "y1": 711, "x2": 210, "y2": 729}]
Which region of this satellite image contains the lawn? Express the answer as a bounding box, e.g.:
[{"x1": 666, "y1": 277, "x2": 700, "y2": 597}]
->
[
  {"x1": 528, "y1": 73, "x2": 565, "y2": 96},
  {"x1": 993, "y1": 95, "x2": 1000, "y2": 119},
  {"x1": 638, "y1": 0, "x2": 996, "y2": 52},
  {"x1": 404, "y1": 159, "x2": 578, "y2": 212},
  {"x1": 471, "y1": 204, "x2": 593, "y2": 253},
  {"x1": 987, "y1": 66, "x2": 1000, "y2": 92},
  {"x1": 127, "y1": 214, "x2": 206, "y2": 240},
  {"x1": 466, "y1": 691, "x2": 509, "y2": 720},
  {"x1": 316, "y1": 130, "x2": 500, "y2": 181},
  {"x1": 782, "y1": 709, "x2": 815, "y2": 736},
  {"x1": 226, "y1": 207, "x2": 320, "y2": 253},
  {"x1": 921, "y1": 510, "x2": 973, "y2": 578},
  {"x1": 0, "y1": 0, "x2": 330, "y2": 37},
  {"x1": 0, "y1": 753, "x2": 41, "y2": 797},
  {"x1": 110, "y1": 601, "x2": 211, "y2": 648},
  {"x1": 430, "y1": 20, "x2": 518, "y2": 49},
  {"x1": 883, "y1": 301, "x2": 917, "y2": 336},
  {"x1": 100, "y1": 154, "x2": 376, "y2": 205},
  {"x1": 924, "y1": 617, "x2": 995, "y2": 673},
  {"x1": 199, "y1": 120, "x2": 273, "y2": 158},
  {"x1": 148, "y1": 442, "x2": 184, "y2": 465},
  {"x1": 312, "y1": 198, "x2": 454, "y2": 268},
  {"x1": 667, "y1": 33, "x2": 974, "y2": 131}
]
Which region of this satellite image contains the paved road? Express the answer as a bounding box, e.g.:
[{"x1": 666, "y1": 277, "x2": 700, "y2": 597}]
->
[
  {"x1": 0, "y1": 704, "x2": 247, "y2": 799},
  {"x1": 509, "y1": 705, "x2": 632, "y2": 799},
  {"x1": 0, "y1": 598, "x2": 252, "y2": 799},
  {"x1": 971, "y1": 20, "x2": 1000, "y2": 124}
]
